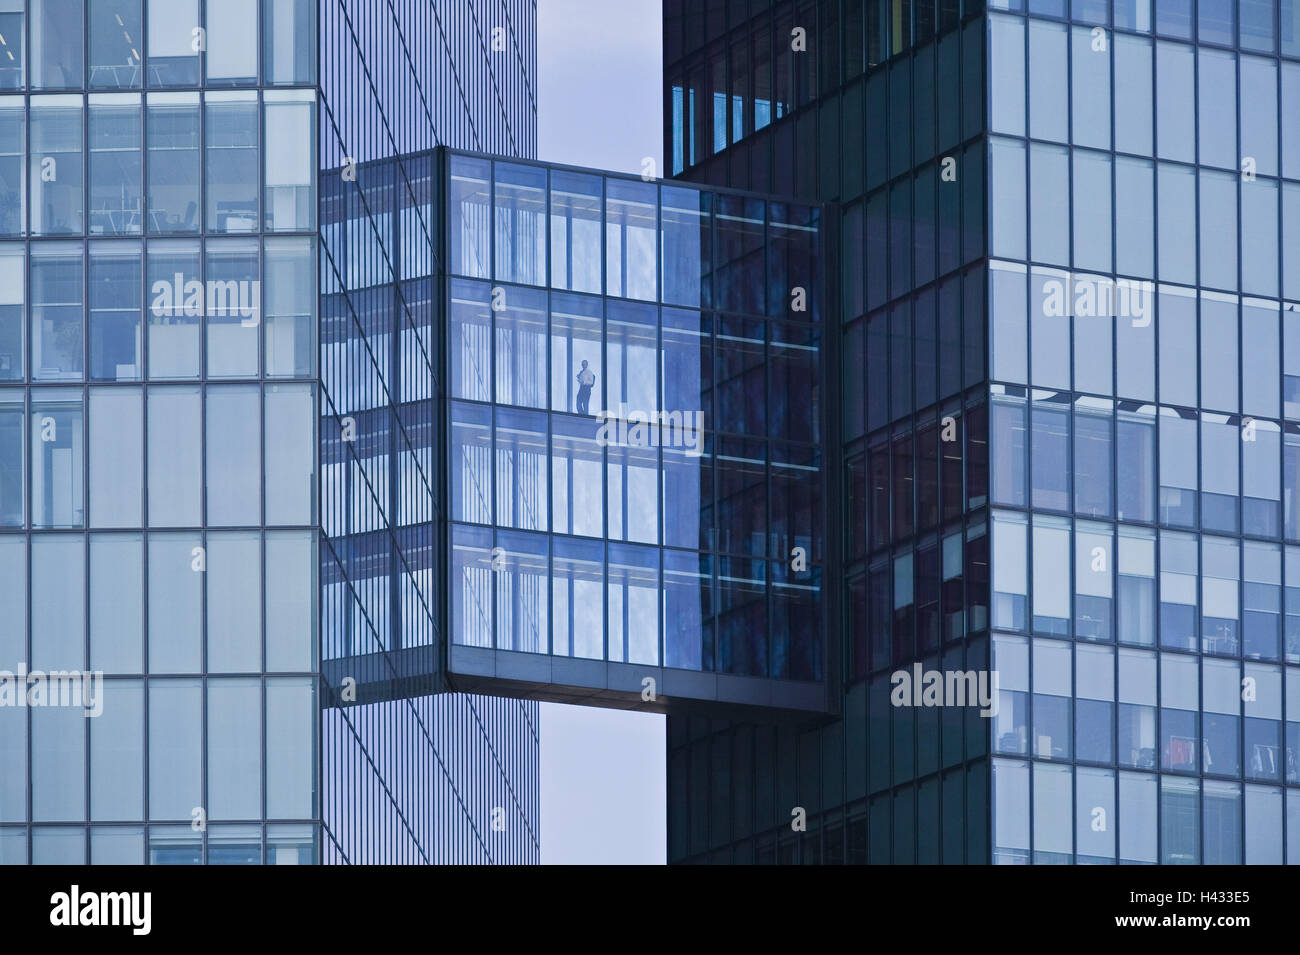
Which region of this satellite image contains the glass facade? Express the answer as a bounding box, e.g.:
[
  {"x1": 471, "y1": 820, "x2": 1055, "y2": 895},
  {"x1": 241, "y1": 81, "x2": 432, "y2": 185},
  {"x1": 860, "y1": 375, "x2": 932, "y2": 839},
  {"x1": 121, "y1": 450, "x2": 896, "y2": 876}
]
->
[
  {"x1": 665, "y1": 0, "x2": 1300, "y2": 864},
  {"x1": 0, "y1": 0, "x2": 541, "y2": 866},
  {"x1": 440, "y1": 150, "x2": 828, "y2": 715}
]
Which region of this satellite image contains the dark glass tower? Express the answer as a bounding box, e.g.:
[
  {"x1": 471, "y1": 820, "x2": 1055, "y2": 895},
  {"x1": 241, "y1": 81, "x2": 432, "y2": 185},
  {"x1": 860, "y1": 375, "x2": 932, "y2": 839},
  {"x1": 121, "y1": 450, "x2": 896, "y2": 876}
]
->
[{"x1": 664, "y1": 0, "x2": 1300, "y2": 864}]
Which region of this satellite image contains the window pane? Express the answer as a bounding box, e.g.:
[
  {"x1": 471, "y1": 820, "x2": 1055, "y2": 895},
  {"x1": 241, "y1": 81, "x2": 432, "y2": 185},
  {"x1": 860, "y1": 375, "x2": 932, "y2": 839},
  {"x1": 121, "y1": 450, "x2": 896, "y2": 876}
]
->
[
  {"x1": 266, "y1": 678, "x2": 313, "y2": 819},
  {"x1": 494, "y1": 285, "x2": 547, "y2": 408},
  {"x1": 88, "y1": 96, "x2": 143, "y2": 235},
  {"x1": 148, "y1": 532, "x2": 201, "y2": 672},
  {"x1": 0, "y1": 389, "x2": 22, "y2": 525},
  {"x1": 206, "y1": 384, "x2": 261, "y2": 525},
  {"x1": 494, "y1": 161, "x2": 546, "y2": 286},
  {"x1": 207, "y1": 531, "x2": 261, "y2": 672},
  {"x1": 90, "y1": 679, "x2": 143, "y2": 820},
  {"x1": 30, "y1": 242, "x2": 82, "y2": 380},
  {"x1": 146, "y1": 93, "x2": 201, "y2": 234},
  {"x1": 208, "y1": 680, "x2": 262, "y2": 821},
  {"x1": 0, "y1": 99, "x2": 25, "y2": 235},
  {"x1": 32, "y1": 705, "x2": 84, "y2": 821},
  {"x1": 30, "y1": 388, "x2": 83, "y2": 527},
  {"x1": 149, "y1": 679, "x2": 201, "y2": 820},
  {"x1": 30, "y1": 96, "x2": 83, "y2": 234},
  {"x1": 265, "y1": 382, "x2": 313, "y2": 524},
  {"x1": 89, "y1": 533, "x2": 142, "y2": 672},
  {"x1": 264, "y1": 91, "x2": 314, "y2": 230},
  {"x1": 147, "y1": 240, "x2": 200, "y2": 377},
  {"x1": 89, "y1": 240, "x2": 142, "y2": 379},
  {"x1": 607, "y1": 178, "x2": 659, "y2": 302},
  {"x1": 31, "y1": 0, "x2": 83, "y2": 89},
  {"x1": 88, "y1": 387, "x2": 141, "y2": 527},
  {"x1": 205, "y1": 94, "x2": 259, "y2": 233},
  {"x1": 266, "y1": 530, "x2": 314, "y2": 670},
  {"x1": 147, "y1": 385, "x2": 200, "y2": 525},
  {"x1": 206, "y1": 0, "x2": 257, "y2": 84},
  {"x1": 205, "y1": 238, "x2": 260, "y2": 377},
  {"x1": 88, "y1": 0, "x2": 141, "y2": 89},
  {"x1": 264, "y1": 0, "x2": 315, "y2": 85},
  {"x1": 31, "y1": 533, "x2": 83, "y2": 669},
  {"x1": 0, "y1": 3, "x2": 25, "y2": 92},
  {"x1": 264, "y1": 237, "x2": 315, "y2": 376},
  {"x1": 148, "y1": 0, "x2": 199, "y2": 87}
]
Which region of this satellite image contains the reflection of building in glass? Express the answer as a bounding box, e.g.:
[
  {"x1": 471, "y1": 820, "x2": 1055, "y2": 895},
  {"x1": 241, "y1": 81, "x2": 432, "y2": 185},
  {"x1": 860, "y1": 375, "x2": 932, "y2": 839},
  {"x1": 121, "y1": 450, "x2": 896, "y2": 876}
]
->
[{"x1": 664, "y1": 0, "x2": 1300, "y2": 865}]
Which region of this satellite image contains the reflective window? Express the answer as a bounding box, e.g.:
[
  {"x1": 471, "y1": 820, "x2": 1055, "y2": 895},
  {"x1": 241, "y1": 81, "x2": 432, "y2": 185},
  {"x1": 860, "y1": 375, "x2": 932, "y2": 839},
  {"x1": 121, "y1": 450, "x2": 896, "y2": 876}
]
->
[
  {"x1": 993, "y1": 511, "x2": 1028, "y2": 631},
  {"x1": 0, "y1": 389, "x2": 22, "y2": 525},
  {"x1": 661, "y1": 185, "x2": 706, "y2": 307},
  {"x1": 89, "y1": 240, "x2": 142, "y2": 379},
  {"x1": 208, "y1": 680, "x2": 261, "y2": 820},
  {"x1": 265, "y1": 678, "x2": 313, "y2": 818},
  {"x1": 88, "y1": 0, "x2": 141, "y2": 89},
  {"x1": 1199, "y1": 172, "x2": 1238, "y2": 293},
  {"x1": 206, "y1": 385, "x2": 261, "y2": 526},
  {"x1": 89, "y1": 533, "x2": 141, "y2": 672},
  {"x1": 149, "y1": 679, "x2": 201, "y2": 819},
  {"x1": 1161, "y1": 652, "x2": 1199, "y2": 772},
  {"x1": 147, "y1": 0, "x2": 199, "y2": 88},
  {"x1": 31, "y1": 0, "x2": 83, "y2": 90},
  {"x1": 0, "y1": 243, "x2": 22, "y2": 379},
  {"x1": 90, "y1": 680, "x2": 142, "y2": 820},
  {"x1": 207, "y1": 532, "x2": 261, "y2": 671},
  {"x1": 32, "y1": 706, "x2": 84, "y2": 821},
  {"x1": 494, "y1": 285, "x2": 547, "y2": 408},
  {"x1": 265, "y1": 382, "x2": 313, "y2": 525},
  {"x1": 205, "y1": 238, "x2": 260, "y2": 377},
  {"x1": 264, "y1": 0, "x2": 315, "y2": 85},
  {"x1": 1158, "y1": 408, "x2": 1197, "y2": 527},
  {"x1": 263, "y1": 90, "x2": 314, "y2": 231},
  {"x1": 264, "y1": 236, "x2": 314, "y2": 377},
  {"x1": 205, "y1": 92, "x2": 259, "y2": 234},
  {"x1": 1071, "y1": 26, "x2": 1110, "y2": 149},
  {"x1": 146, "y1": 92, "x2": 200, "y2": 234},
  {"x1": 265, "y1": 531, "x2": 314, "y2": 670},
  {"x1": 1114, "y1": 34, "x2": 1153, "y2": 155},
  {"x1": 990, "y1": 15, "x2": 1025, "y2": 137},
  {"x1": 148, "y1": 533, "x2": 201, "y2": 672},
  {"x1": 0, "y1": 2, "x2": 24, "y2": 91},
  {"x1": 147, "y1": 385, "x2": 200, "y2": 525},
  {"x1": 31, "y1": 533, "x2": 83, "y2": 668},
  {"x1": 550, "y1": 169, "x2": 602, "y2": 295},
  {"x1": 1028, "y1": 20, "x2": 1067, "y2": 143},
  {"x1": 0, "y1": 99, "x2": 24, "y2": 234},
  {"x1": 1155, "y1": 41, "x2": 1194, "y2": 163},
  {"x1": 206, "y1": 0, "x2": 258, "y2": 85},
  {"x1": 88, "y1": 387, "x2": 141, "y2": 527},
  {"x1": 1202, "y1": 536, "x2": 1240, "y2": 656},
  {"x1": 1032, "y1": 516, "x2": 1071, "y2": 636},
  {"x1": 1033, "y1": 638, "x2": 1072, "y2": 760},
  {"x1": 1119, "y1": 647, "x2": 1157, "y2": 767},
  {"x1": 494, "y1": 161, "x2": 546, "y2": 286},
  {"x1": 30, "y1": 96, "x2": 83, "y2": 235},
  {"x1": 1160, "y1": 530, "x2": 1199, "y2": 651},
  {"x1": 606, "y1": 178, "x2": 658, "y2": 302},
  {"x1": 1118, "y1": 525, "x2": 1156, "y2": 646},
  {"x1": 30, "y1": 388, "x2": 82, "y2": 527},
  {"x1": 89, "y1": 95, "x2": 143, "y2": 234}
]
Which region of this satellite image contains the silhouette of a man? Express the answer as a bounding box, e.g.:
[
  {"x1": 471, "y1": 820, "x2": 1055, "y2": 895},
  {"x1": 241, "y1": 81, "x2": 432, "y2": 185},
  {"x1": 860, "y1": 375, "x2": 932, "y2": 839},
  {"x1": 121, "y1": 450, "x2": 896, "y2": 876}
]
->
[{"x1": 575, "y1": 360, "x2": 595, "y2": 416}]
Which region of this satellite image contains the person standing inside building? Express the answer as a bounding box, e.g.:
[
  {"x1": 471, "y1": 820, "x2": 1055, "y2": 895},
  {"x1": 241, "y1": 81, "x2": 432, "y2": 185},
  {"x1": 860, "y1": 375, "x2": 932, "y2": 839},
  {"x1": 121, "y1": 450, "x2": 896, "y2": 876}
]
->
[{"x1": 575, "y1": 360, "x2": 595, "y2": 416}]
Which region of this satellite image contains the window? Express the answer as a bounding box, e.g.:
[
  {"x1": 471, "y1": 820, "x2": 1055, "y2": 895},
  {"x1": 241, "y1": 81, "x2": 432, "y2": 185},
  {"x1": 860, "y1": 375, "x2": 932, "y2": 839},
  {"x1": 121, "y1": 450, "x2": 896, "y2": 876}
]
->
[
  {"x1": 263, "y1": 90, "x2": 314, "y2": 231},
  {"x1": 31, "y1": 533, "x2": 83, "y2": 667},
  {"x1": 89, "y1": 533, "x2": 141, "y2": 672},
  {"x1": 1202, "y1": 536, "x2": 1240, "y2": 656},
  {"x1": 88, "y1": 0, "x2": 141, "y2": 89},
  {"x1": 89, "y1": 94, "x2": 143, "y2": 234},
  {"x1": 1032, "y1": 516, "x2": 1071, "y2": 637},
  {"x1": 1160, "y1": 530, "x2": 1198, "y2": 651},
  {"x1": 494, "y1": 161, "x2": 546, "y2": 286},
  {"x1": 205, "y1": 92, "x2": 259, "y2": 233},
  {"x1": 207, "y1": 534, "x2": 261, "y2": 672},
  {"x1": 89, "y1": 240, "x2": 142, "y2": 380},
  {"x1": 148, "y1": 0, "x2": 199, "y2": 88},
  {"x1": 149, "y1": 680, "x2": 201, "y2": 819},
  {"x1": 1033, "y1": 638, "x2": 1072, "y2": 760},
  {"x1": 31, "y1": 0, "x2": 83, "y2": 89},
  {"x1": 148, "y1": 533, "x2": 201, "y2": 671},
  {"x1": 1118, "y1": 525, "x2": 1156, "y2": 645},
  {"x1": 1115, "y1": 35, "x2": 1153, "y2": 155},
  {"x1": 1161, "y1": 652, "x2": 1199, "y2": 772},
  {"x1": 993, "y1": 511, "x2": 1028, "y2": 631},
  {"x1": 205, "y1": 238, "x2": 259, "y2": 377},
  {"x1": 0, "y1": 389, "x2": 21, "y2": 525},
  {"x1": 264, "y1": 237, "x2": 314, "y2": 377},
  {"x1": 265, "y1": 382, "x2": 313, "y2": 525},
  {"x1": 0, "y1": 243, "x2": 22, "y2": 378},
  {"x1": 1244, "y1": 542, "x2": 1281, "y2": 661},
  {"x1": 1074, "y1": 398, "x2": 1112, "y2": 517},
  {"x1": 147, "y1": 240, "x2": 200, "y2": 377},
  {"x1": 1158, "y1": 408, "x2": 1197, "y2": 528},
  {"x1": 30, "y1": 96, "x2": 83, "y2": 235},
  {"x1": 208, "y1": 680, "x2": 261, "y2": 821},
  {"x1": 494, "y1": 285, "x2": 547, "y2": 409},
  {"x1": 146, "y1": 92, "x2": 200, "y2": 234},
  {"x1": 264, "y1": 0, "x2": 315, "y2": 85},
  {"x1": 30, "y1": 388, "x2": 82, "y2": 527},
  {"x1": 206, "y1": 385, "x2": 261, "y2": 526},
  {"x1": 550, "y1": 169, "x2": 603, "y2": 295},
  {"x1": 1029, "y1": 20, "x2": 1067, "y2": 144},
  {"x1": 88, "y1": 386, "x2": 141, "y2": 527},
  {"x1": 1076, "y1": 644, "x2": 1114, "y2": 763},
  {"x1": 1031, "y1": 392, "x2": 1070, "y2": 512},
  {"x1": 606, "y1": 178, "x2": 658, "y2": 302},
  {"x1": 0, "y1": 1, "x2": 24, "y2": 91},
  {"x1": 90, "y1": 680, "x2": 142, "y2": 821},
  {"x1": 1118, "y1": 647, "x2": 1157, "y2": 768},
  {"x1": 147, "y1": 385, "x2": 200, "y2": 525},
  {"x1": 0, "y1": 98, "x2": 23, "y2": 235},
  {"x1": 206, "y1": 0, "x2": 258, "y2": 85}
]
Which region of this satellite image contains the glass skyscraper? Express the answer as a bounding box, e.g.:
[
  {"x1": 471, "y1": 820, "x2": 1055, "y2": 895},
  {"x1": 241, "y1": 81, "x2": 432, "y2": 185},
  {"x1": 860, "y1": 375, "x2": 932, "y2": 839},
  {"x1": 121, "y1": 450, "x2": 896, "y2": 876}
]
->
[
  {"x1": 664, "y1": 0, "x2": 1300, "y2": 864},
  {"x1": 0, "y1": 0, "x2": 540, "y2": 865}
]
